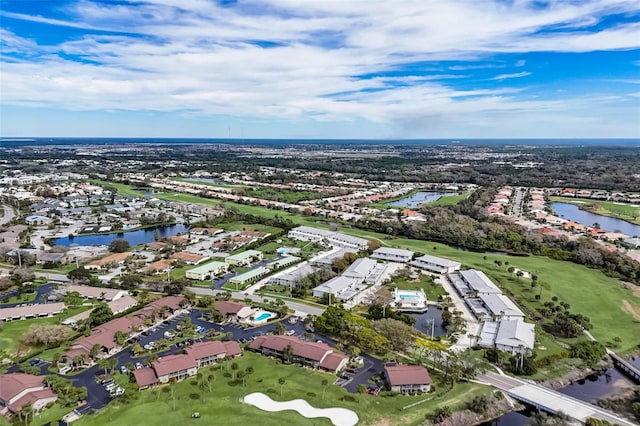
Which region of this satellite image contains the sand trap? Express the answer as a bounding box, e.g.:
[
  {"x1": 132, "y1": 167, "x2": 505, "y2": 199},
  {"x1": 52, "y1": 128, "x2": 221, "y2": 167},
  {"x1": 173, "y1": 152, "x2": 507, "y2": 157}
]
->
[{"x1": 243, "y1": 392, "x2": 359, "y2": 426}]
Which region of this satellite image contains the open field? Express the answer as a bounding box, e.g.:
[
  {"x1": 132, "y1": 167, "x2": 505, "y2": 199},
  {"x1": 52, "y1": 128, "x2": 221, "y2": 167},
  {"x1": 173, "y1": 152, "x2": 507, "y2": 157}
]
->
[
  {"x1": 429, "y1": 193, "x2": 469, "y2": 206},
  {"x1": 550, "y1": 196, "x2": 640, "y2": 225},
  {"x1": 171, "y1": 176, "x2": 240, "y2": 188},
  {"x1": 73, "y1": 352, "x2": 488, "y2": 426},
  {"x1": 0, "y1": 306, "x2": 91, "y2": 358},
  {"x1": 89, "y1": 180, "x2": 147, "y2": 197},
  {"x1": 243, "y1": 187, "x2": 323, "y2": 203},
  {"x1": 215, "y1": 222, "x2": 283, "y2": 235}
]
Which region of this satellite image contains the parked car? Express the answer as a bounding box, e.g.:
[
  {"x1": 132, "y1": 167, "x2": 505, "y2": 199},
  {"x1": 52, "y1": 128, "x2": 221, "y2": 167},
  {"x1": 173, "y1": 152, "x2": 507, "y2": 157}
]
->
[
  {"x1": 286, "y1": 330, "x2": 296, "y2": 336},
  {"x1": 120, "y1": 366, "x2": 129, "y2": 374},
  {"x1": 135, "y1": 362, "x2": 143, "y2": 369}
]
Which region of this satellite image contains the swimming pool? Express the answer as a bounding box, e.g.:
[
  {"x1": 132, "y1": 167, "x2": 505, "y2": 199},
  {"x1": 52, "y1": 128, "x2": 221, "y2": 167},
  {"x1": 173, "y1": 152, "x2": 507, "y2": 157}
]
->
[
  {"x1": 256, "y1": 312, "x2": 273, "y2": 321},
  {"x1": 399, "y1": 294, "x2": 419, "y2": 299}
]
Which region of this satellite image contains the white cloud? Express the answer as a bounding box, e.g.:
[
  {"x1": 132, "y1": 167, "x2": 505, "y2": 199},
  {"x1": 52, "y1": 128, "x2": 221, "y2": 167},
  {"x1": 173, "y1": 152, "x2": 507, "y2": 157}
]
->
[
  {"x1": 490, "y1": 71, "x2": 532, "y2": 81},
  {"x1": 1, "y1": 0, "x2": 639, "y2": 137}
]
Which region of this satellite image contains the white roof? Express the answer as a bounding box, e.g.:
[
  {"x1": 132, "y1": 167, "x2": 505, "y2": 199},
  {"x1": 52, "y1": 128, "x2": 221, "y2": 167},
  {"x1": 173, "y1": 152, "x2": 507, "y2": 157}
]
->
[
  {"x1": 460, "y1": 270, "x2": 501, "y2": 294},
  {"x1": 495, "y1": 319, "x2": 535, "y2": 350},
  {"x1": 372, "y1": 247, "x2": 414, "y2": 257},
  {"x1": 415, "y1": 254, "x2": 460, "y2": 267},
  {"x1": 479, "y1": 293, "x2": 525, "y2": 318},
  {"x1": 290, "y1": 226, "x2": 335, "y2": 237},
  {"x1": 313, "y1": 276, "x2": 356, "y2": 295},
  {"x1": 343, "y1": 258, "x2": 377, "y2": 280}
]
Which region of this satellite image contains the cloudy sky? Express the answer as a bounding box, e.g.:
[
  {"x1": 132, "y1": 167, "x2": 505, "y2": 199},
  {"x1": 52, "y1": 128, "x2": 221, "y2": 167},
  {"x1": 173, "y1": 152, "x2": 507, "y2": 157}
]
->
[{"x1": 1, "y1": 0, "x2": 639, "y2": 139}]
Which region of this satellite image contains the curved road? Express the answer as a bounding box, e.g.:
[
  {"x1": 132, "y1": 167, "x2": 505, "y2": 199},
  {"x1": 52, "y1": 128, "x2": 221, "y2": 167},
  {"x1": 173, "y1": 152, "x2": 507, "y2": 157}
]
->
[{"x1": 0, "y1": 204, "x2": 15, "y2": 225}]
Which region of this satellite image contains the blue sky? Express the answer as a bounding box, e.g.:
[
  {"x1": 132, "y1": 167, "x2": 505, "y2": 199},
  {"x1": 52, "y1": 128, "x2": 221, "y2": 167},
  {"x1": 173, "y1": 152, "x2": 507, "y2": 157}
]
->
[{"x1": 1, "y1": 0, "x2": 639, "y2": 139}]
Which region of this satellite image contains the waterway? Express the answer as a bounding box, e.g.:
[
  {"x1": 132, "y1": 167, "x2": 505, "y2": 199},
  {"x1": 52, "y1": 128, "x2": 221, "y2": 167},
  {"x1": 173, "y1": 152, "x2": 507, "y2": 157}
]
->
[
  {"x1": 552, "y1": 202, "x2": 640, "y2": 236},
  {"x1": 481, "y1": 357, "x2": 640, "y2": 425},
  {"x1": 53, "y1": 224, "x2": 189, "y2": 247},
  {"x1": 388, "y1": 191, "x2": 458, "y2": 208},
  {"x1": 408, "y1": 308, "x2": 448, "y2": 338}
]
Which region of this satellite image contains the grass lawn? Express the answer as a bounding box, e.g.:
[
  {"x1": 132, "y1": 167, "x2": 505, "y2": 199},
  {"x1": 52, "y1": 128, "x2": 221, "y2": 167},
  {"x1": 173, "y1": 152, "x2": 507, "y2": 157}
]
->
[
  {"x1": 550, "y1": 196, "x2": 640, "y2": 225},
  {"x1": 391, "y1": 275, "x2": 448, "y2": 301},
  {"x1": 243, "y1": 187, "x2": 323, "y2": 204},
  {"x1": 89, "y1": 180, "x2": 148, "y2": 197},
  {"x1": 170, "y1": 176, "x2": 240, "y2": 188},
  {"x1": 215, "y1": 222, "x2": 283, "y2": 235},
  {"x1": 74, "y1": 352, "x2": 488, "y2": 426},
  {"x1": 0, "y1": 306, "x2": 91, "y2": 358},
  {"x1": 430, "y1": 193, "x2": 469, "y2": 206},
  {"x1": 2, "y1": 291, "x2": 37, "y2": 304}
]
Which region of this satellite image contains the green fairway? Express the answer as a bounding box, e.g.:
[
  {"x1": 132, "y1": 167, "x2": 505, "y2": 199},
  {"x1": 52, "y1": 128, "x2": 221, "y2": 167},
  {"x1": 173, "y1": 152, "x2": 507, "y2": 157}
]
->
[
  {"x1": 430, "y1": 193, "x2": 469, "y2": 206},
  {"x1": 73, "y1": 352, "x2": 487, "y2": 426},
  {"x1": 89, "y1": 180, "x2": 147, "y2": 197}
]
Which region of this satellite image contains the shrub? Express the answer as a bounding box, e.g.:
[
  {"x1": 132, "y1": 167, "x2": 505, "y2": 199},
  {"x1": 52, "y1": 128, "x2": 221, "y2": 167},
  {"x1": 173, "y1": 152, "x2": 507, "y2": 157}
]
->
[{"x1": 189, "y1": 393, "x2": 200, "y2": 400}]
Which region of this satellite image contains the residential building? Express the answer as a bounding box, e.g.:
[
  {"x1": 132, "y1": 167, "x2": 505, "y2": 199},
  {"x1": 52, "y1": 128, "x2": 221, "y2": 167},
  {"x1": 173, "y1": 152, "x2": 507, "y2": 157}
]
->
[
  {"x1": 478, "y1": 319, "x2": 535, "y2": 354},
  {"x1": 327, "y1": 233, "x2": 368, "y2": 251},
  {"x1": 269, "y1": 264, "x2": 317, "y2": 289},
  {"x1": 248, "y1": 335, "x2": 348, "y2": 373},
  {"x1": 384, "y1": 364, "x2": 431, "y2": 394},
  {"x1": 84, "y1": 252, "x2": 130, "y2": 271},
  {"x1": 225, "y1": 250, "x2": 263, "y2": 266},
  {"x1": 0, "y1": 303, "x2": 66, "y2": 321},
  {"x1": 24, "y1": 215, "x2": 52, "y2": 226},
  {"x1": 186, "y1": 341, "x2": 242, "y2": 367},
  {"x1": 288, "y1": 226, "x2": 335, "y2": 243},
  {"x1": 152, "y1": 354, "x2": 198, "y2": 383},
  {"x1": 266, "y1": 256, "x2": 301, "y2": 270},
  {"x1": 411, "y1": 254, "x2": 461, "y2": 274},
  {"x1": 140, "y1": 259, "x2": 173, "y2": 275},
  {"x1": 343, "y1": 257, "x2": 387, "y2": 284},
  {"x1": 0, "y1": 373, "x2": 58, "y2": 418},
  {"x1": 171, "y1": 251, "x2": 210, "y2": 265},
  {"x1": 228, "y1": 267, "x2": 269, "y2": 286},
  {"x1": 449, "y1": 269, "x2": 502, "y2": 296},
  {"x1": 63, "y1": 285, "x2": 128, "y2": 301},
  {"x1": 185, "y1": 261, "x2": 228, "y2": 280},
  {"x1": 215, "y1": 300, "x2": 255, "y2": 322},
  {"x1": 371, "y1": 247, "x2": 414, "y2": 263}
]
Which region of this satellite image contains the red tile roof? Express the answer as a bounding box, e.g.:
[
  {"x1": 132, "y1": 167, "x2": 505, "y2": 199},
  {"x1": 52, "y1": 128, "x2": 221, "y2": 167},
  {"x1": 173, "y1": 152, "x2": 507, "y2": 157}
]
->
[
  {"x1": 152, "y1": 354, "x2": 196, "y2": 377},
  {"x1": 319, "y1": 352, "x2": 349, "y2": 371},
  {"x1": 215, "y1": 300, "x2": 247, "y2": 315},
  {"x1": 8, "y1": 389, "x2": 57, "y2": 413},
  {"x1": 149, "y1": 295, "x2": 184, "y2": 311},
  {"x1": 133, "y1": 367, "x2": 158, "y2": 388},
  {"x1": 384, "y1": 364, "x2": 431, "y2": 386},
  {"x1": 0, "y1": 373, "x2": 46, "y2": 402},
  {"x1": 249, "y1": 335, "x2": 334, "y2": 362},
  {"x1": 185, "y1": 341, "x2": 227, "y2": 360}
]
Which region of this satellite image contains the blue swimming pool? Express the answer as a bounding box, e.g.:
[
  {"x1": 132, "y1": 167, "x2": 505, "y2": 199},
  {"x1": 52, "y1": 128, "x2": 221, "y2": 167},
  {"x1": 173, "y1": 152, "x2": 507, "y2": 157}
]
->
[
  {"x1": 255, "y1": 312, "x2": 273, "y2": 321},
  {"x1": 399, "y1": 294, "x2": 418, "y2": 299}
]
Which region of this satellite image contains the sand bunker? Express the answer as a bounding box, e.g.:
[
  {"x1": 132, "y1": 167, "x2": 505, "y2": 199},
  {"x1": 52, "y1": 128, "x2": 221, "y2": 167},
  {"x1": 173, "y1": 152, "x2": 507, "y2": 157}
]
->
[{"x1": 243, "y1": 392, "x2": 358, "y2": 426}]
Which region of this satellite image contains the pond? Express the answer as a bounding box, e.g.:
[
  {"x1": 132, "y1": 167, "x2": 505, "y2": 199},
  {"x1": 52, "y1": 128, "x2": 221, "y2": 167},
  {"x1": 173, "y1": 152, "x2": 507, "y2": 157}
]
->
[
  {"x1": 388, "y1": 191, "x2": 459, "y2": 208},
  {"x1": 552, "y1": 202, "x2": 640, "y2": 236},
  {"x1": 407, "y1": 308, "x2": 447, "y2": 338},
  {"x1": 53, "y1": 224, "x2": 189, "y2": 247}
]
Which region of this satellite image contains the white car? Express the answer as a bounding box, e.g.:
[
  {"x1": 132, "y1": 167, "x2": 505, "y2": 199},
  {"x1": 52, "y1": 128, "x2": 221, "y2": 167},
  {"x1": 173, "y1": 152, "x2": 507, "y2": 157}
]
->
[{"x1": 286, "y1": 330, "x2": 296, "y2": 336}]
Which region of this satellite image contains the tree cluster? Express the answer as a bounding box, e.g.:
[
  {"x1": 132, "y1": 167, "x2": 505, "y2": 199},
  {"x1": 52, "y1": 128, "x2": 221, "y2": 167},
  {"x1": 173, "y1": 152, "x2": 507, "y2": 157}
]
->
[{"x1": 21, "y1": 325, "x2": 72, "y2": 347}]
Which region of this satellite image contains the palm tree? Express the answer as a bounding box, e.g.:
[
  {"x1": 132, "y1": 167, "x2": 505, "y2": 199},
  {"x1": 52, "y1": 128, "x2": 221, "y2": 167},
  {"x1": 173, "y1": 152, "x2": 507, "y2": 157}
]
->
[
  {"x1": 206, "y1": 374, "x2": 215, "y2": 393},
  {"x1": 278, "y1": 377, "x2": 286, "y2": 397},
  {"x1": 97, "y1": 358, "x2": 110, "y2": 376},
  {"x1": 107, "y1": 357, "x2": 118, "y2": 374},
  {"x1": 321, "y1": 379, "x2": 328, "y2": 400}
]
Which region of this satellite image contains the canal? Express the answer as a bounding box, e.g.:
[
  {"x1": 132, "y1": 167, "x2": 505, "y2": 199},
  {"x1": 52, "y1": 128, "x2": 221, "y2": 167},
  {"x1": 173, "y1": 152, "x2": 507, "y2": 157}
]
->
[
  {"x1": 481, "y1": 357, "x2": 640, "y2": 425},
  {"x1": 53, "y1": 224, "x2": 189, "y2": 247},
  {"x1": 552, "y1": 202, "x2": 640, "y2": 236}
]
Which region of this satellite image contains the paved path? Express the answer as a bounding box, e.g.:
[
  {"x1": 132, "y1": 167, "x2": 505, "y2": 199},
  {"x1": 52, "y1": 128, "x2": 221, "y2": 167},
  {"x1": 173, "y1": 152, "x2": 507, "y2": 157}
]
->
[
  {"x1": 0, "y1": 205, "x2": 15, "y2": 225},
  {"x1": 476, "y1": 371, "x2": 637, "y2": 426}
]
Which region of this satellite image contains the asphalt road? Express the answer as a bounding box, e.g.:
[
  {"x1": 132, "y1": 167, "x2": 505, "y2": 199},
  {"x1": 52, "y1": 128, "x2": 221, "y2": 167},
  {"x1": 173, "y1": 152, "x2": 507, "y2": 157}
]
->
[
  {"x1": 0, "y1": 204, "x2": 15, "y2": 225},
  {"x1": 0, "y1": 282, "x2": 57, "y2": 307}
]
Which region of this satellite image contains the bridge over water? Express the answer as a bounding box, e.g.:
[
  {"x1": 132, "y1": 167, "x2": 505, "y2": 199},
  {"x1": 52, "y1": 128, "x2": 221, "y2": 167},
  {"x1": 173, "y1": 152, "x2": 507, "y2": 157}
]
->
[
  {"x1": 476, "y1": 371, "x2": 637, "y2": 426},
  {"x1": 609, "y1": 352, "x2": 640, "y2": 384}
]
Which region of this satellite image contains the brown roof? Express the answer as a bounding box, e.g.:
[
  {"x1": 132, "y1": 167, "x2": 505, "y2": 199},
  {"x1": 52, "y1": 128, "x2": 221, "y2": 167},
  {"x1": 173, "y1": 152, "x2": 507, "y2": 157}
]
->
[
  {"x1": 146, "y1": 241, "x2": 169, "y2": 250},
  {"x1": 189, "y1": 228, "x2": 223, "y2": 235},
  {"x1": 215, "y1": 300, "x2": 247, "y2": 315},
  {"x1": 223, "y1": 341, "x2": 242, "y2": 357},
  {"x1": 8, "y1": 388, "x2": 57, "y2": 413},
  {"x1": 0, "y1": 373, "x2": 46, "y2": 402},
  {"x1": 141, "y1": 259, "x2": 173, "y2": 273},
  {"x1": 249, "y1": 335, "x2": 334, "y2": 363},
  {"x1": 0, "y1": 302, "x2": 66, "y2": 321},
  {"x1": 152, "y1": 354, "x2": 196, "y2": 377},
  {"x1": 87, "y1": 252, "x2": 130, "y2": 267},
  {"x1": 171, "y1": 252, "x2": 209, "y2": 264},
  {"x1": 133, "y1": 367, "x2": 158, "y2": 388},
  {"x1": 65, "y1": 284, "x2": 122, "y2": 300},
  {"x1": 384, "y1": 364, "x2": 431, "y2": 386},
  {"x1": 167, "y1": 235, "x2": 189, "y2": 243},
  {"x1": 185, "y1": 341, "x2": 227, "y2": 360},
  {"x1": 319, "y1": 352, "x2": 349, "y2": 371},
  {"x1": 149, "y1": 295, "x2": 184, "y2": 311}
]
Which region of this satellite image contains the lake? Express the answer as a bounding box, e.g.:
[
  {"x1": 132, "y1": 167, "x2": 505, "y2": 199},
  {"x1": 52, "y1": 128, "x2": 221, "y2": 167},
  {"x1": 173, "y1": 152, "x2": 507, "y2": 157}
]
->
[
  {"x1": 552, "y1": 202, "x2": 640, "y2": 236},
  {"x1": 388, "y1": 191, "x2": 459, "y2": 208},
  {"x1": 481, "y1": 357, "x2": 640, "y2": 425},
  {"x1": 53, "y1": 224, "x2": 189, "y2": 247}
]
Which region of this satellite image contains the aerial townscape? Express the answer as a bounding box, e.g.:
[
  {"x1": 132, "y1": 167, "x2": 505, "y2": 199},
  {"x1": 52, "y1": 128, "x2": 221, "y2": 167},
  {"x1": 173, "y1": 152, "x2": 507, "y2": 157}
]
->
[{"x1": 1, "y1": 1, "x2": 639, "y2": 426}]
